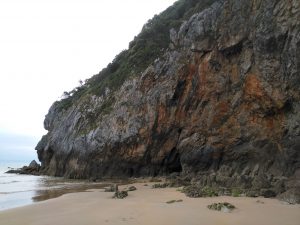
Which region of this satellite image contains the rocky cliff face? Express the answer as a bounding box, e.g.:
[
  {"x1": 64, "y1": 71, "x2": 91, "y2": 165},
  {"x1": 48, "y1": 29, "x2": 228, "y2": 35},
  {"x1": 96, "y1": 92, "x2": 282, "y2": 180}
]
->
[{"x1": 36, "y1": 0, "x2": 299, "y2": 198}]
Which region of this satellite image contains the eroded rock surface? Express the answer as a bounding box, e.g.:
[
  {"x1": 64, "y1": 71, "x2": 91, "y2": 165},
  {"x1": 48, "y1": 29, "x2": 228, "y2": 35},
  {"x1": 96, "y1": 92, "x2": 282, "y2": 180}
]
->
[{"x1": 36, "y1": 0, "x2": 300, "y2": 202}]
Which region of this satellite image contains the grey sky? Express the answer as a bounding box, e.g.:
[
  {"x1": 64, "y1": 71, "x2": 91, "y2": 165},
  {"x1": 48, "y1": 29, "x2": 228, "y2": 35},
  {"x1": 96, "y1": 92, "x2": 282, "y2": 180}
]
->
[
  {"x1": 0, "y1": 132, "x2": 39, "y2": 162},
  {"x1": 0, "y1": 0, "x2": 177, "y2": 161}
]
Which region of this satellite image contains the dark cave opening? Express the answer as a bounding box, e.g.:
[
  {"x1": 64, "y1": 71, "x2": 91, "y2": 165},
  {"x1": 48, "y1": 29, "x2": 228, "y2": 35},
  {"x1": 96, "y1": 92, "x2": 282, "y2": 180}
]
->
[
  {"x1": 167, "y1": 155, "x2": 182, "y2": 173},
  {"x1": 128, "y1": 168, "x2": 134, "y2": 177},
  {"x1": 164, "y1": 148, "x2": 183, "y2": 174}
]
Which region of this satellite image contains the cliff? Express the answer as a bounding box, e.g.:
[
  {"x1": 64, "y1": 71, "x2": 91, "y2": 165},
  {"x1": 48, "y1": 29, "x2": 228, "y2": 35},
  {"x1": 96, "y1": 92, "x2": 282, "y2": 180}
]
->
[{"x1": 36, "y1": 0, "x2": 300, "y2": 200}]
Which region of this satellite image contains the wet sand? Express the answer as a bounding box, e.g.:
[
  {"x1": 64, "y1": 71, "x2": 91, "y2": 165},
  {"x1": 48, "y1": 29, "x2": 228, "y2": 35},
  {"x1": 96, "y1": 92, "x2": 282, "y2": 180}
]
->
[
  {"x1": 32, "y1": 182, "x2": 110, "y2": 202},
  {"x1": 30, "y1": 177, "x2": 130, "y2": 202},
  {"x1": 0, "y1": 183, "x2": 299, "y2": 225}
]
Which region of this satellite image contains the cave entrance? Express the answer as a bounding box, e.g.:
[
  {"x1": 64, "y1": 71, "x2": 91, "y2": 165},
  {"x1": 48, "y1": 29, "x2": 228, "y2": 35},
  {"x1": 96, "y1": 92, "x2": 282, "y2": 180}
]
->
[
  {"x1": 128, "y1": 168, "x2": 134, "y2": 177},
  {"x1": 164, "y1": 148, "x2": 182, "y2": 174}
]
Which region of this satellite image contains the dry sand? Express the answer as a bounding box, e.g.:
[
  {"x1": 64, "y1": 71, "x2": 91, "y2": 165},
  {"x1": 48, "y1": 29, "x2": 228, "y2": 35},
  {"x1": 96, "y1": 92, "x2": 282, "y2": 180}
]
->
[{"x1": 0, "y1": 183, "x2": 299, "y2": 225}]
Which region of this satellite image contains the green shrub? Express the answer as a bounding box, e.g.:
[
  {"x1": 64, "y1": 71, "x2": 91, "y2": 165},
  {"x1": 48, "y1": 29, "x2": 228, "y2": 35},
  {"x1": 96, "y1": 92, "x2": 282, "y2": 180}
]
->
[
  {"x1": 182, "y1": 185, "x2": 218, "y2": 198},
  {"x1": 202, "y1": 186, "x2": 218, "y2": 197},
  {"x1": 232, "y1": 188, "x2": 242, "y2": 197}
]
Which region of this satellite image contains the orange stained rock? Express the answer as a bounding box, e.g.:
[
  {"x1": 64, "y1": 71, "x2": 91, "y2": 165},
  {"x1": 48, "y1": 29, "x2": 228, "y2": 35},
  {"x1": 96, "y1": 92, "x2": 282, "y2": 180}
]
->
[
  {"x1": 156, "y1": 104, "x2": 168, "y2": 133},
  {"x1": 211, "y1": 100, "x2": 230, "y2": 127},
  {"x1": 244, "y1": 74, "x2": 264, "y2": 98}
]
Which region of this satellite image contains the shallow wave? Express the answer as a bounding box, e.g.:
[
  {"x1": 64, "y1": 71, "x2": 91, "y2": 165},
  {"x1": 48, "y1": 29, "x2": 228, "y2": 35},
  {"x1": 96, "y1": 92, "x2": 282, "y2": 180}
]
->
[
  {"x1": 0, "y1": 180, "x2": 20, "y2": 185},
  {"x1": 0, "y1": 190, "x2": 35, "y2": 194},
  {"x1": 0, "y1": 175, "x2": 15, "y2": 178}
]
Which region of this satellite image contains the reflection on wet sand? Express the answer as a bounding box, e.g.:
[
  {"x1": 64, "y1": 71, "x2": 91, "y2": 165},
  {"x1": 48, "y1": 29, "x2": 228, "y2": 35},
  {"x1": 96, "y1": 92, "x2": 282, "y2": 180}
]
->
[
  {"x1": 32, "y1": 178, "x2": 131, "y2": 202},
  {"x1": 32, "y1": 183, "x2": 109, "y2": 201}
]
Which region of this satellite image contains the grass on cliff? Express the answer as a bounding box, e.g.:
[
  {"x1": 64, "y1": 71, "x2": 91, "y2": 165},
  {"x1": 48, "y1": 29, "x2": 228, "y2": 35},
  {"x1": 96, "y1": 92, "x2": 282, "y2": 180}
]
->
[{"x1": 55, "y1": 0, "x2": 217, "y2": 112}]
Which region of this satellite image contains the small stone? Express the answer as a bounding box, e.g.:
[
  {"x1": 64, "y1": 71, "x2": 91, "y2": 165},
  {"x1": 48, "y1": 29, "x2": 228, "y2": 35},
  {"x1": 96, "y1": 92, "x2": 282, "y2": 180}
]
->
[
  {"x1": 256, "y1": 200, "x2": 264, "y2": 204},
  {"x1": 166, "y1": 199, "x2": 183, "y2": 204},
  {"x1": 128, "y1": 186, "x2": 137, "y2": 191},
  {"x1": 166, "y1": 200, "x2": 176, "y2": 204},
  {"x1": 113, "y1": 191, "x2": 128, "y2": 199}
]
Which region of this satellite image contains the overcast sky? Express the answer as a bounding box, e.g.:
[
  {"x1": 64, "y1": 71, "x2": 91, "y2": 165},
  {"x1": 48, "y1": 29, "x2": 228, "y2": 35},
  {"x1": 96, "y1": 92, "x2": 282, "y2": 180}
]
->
[{"x1": 0, "y1": 0, "x2": 177, "y2": 162}]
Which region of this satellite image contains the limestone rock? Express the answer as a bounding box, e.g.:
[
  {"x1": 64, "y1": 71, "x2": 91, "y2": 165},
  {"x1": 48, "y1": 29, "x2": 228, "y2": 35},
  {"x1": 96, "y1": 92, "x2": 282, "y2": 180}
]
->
[
  {"x1": 29, "y1": 160, "x2": 40, "y2": 170},
  {"x1": 35, "y1": 0, "x2": 300, "y2": 203},
  {"x1": 6, "y1": 160, "x2": 40, "y2": 175}
]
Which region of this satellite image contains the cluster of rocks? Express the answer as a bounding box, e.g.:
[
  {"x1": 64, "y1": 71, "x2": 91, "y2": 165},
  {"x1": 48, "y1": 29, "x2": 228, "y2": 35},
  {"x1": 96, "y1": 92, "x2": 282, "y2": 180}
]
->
[
  {"x1": 207, "y1": 202, "x2": 236, "y2": 213},
  {"x1": 152, "y1": 172, "x2": 300, "y2": 204},
  {"x1": 105, "y1": 184, "x2": 137, "y2": 199},
  {"x1": 6, "y1": 160, "x2": 41, "y2": 176}
]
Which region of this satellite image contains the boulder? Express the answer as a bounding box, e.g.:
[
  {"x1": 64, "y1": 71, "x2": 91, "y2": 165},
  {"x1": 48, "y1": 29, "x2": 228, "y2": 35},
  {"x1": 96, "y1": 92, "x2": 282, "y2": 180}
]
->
[
  {"x1": 207, "y1": 202, "x2": 236, "y2": 212},
  {"x1": 28, "y1": 160, "x2": 40, "y2": 170},
  {"x1": 277, "y1": 188, "x2": 300, "y2": 204},
  {"x1": 113, "y1": 191, "x2": 128, "y2": 199}
]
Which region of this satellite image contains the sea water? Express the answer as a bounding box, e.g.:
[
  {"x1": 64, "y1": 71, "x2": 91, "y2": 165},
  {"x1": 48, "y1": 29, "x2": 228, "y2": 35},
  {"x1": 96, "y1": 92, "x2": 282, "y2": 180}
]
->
[
  {"x1": 0, "y1": 161, "x2": 43, "y2": 210},
  {"x1": 0, "y1": 161, "x2": 108, "y2": 211}
]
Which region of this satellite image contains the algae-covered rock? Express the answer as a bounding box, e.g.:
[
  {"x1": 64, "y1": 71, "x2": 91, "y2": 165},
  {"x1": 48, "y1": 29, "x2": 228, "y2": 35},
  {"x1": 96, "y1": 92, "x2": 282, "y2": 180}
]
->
[
  {"x1": 207, "y1": 202, "x2": 236, "y2": 212},
  {"x1": 182, "y1": 185, "x2": 218, "y2": 198},
  {"x1": 113, "y1": 191, "x2": 128, "y2": 199}
]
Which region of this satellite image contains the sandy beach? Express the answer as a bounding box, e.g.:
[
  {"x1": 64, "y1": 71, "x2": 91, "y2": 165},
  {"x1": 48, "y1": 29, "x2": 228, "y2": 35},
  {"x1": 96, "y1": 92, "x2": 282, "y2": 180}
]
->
[{"x1": 0, "y1": 183, "x2": 299, "y2": 225}]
